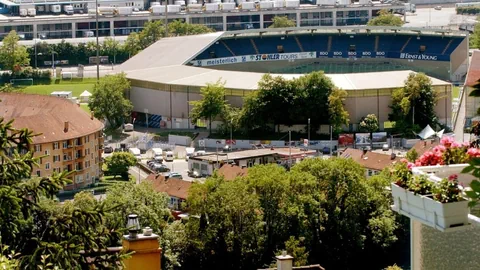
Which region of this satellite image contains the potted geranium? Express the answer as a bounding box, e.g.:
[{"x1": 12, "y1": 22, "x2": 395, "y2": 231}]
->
[
  {"x1": 423, "y1": 175, "x2": 469, "y2": 229},
  {"x1": 390, "y1": 161, "x2": 413, "y2": 213}
]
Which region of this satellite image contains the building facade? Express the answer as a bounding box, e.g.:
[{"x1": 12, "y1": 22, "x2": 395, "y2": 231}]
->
[{"x1": 0, "y1": 93, "x2": 104, "y2": 190}]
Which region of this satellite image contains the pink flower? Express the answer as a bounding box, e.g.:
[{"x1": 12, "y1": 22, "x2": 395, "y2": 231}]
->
[
  {"x1": 440, "y1": 136, "x2": 455, "y2": 147},
  {"x1": 407, "y1": 162, "x2": 414, "y2": 170},
  {"x1": 463, "y1": 142, "x2": 471, "y2": 147},
  {"x1": 400, "y1": 158, "x2": 408, "y2": 163},
  {"x1": 451, "y1": 142, "x2": 461, "y2": 148},
  {"x1": 448, "y1": 174, "x2": 458, "y2": 181}
]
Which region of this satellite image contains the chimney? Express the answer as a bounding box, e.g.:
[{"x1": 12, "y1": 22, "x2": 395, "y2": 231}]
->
[
  {"x1": 276, "y1": 251, "x2": 293, "y2": 270},
  {"x1": 64, "y1": 121, "x2": 69, "y2": 133},
  {"x1": 423, "y1": 140, "x2": 427, "y2": 147},
  {"x1": 391, "y1": 153, "x2": 397, "y2": 160},
  {"x1": 362, "y1": 147, "x2": 368, "y2": 155}
]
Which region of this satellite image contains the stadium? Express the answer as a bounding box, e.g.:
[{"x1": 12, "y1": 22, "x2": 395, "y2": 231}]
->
[{"x1": 118, "y1": 26, "x2": 468, "y2": 131}]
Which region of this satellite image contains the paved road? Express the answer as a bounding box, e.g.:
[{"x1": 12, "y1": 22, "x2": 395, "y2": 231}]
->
[{"x1": 129, "y1": 166, "x2": 150, "y2": 184}]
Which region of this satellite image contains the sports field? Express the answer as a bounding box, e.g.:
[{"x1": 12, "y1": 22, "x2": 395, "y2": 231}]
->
[{"x1": 20, "y1": 78, "x2": 97, "y2": 97}]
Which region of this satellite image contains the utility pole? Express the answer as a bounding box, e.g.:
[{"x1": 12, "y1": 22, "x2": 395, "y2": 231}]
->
[
  {"x1": 34, "y1": 35, "x2": 37, "y2": 69},
  {"x1": 165, "y1": 0, "x2": 168, "y2": 36},
  {"x1": 329, "y1": 125, "x2": 333, "y2": 156},
  {"x1": 95, "y1": 0, "x2": 100, "y2": 81},
  {"x1": 288, "y1": 130, "x2": 292, "y2": 168},
  {"x1": 307, "y1": 118, "x2": 310, "y2": 151},
  {"x1": 230, "y1": 119, "x2": 233, "y2": 151}
]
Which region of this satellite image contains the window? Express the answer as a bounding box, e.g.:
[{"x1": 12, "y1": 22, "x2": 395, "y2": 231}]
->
[
  {"x1": 53, "y1": 155, "x2": 60, "y2": 162},
  {"x1": 86, "y1": 173, "x2": 90, "y2": 181},
  {"x1": 36, "y1": 170, "x2": 41, "y2": 177},
  {"x1": 75, "y1": 175, "x2": 84, "y2": 184},
  {"x1": 53, "y1": 142, "x2": 59, "y2": 150},
  {"x1": 44, "y1": 150, "x2": 50, "y2": 156},
  {"x1": 35, "y1": 145, "x2": 41, "y2": 152},
  {"x1": 45, "y1": 163, "x2": 50, "y2": 170},
  {"x1": 63, "y1": 141, "x2": 68, "y2": 148},
  {"x1": 193, "y1": 163, "x2": 200, "y2": 170}
]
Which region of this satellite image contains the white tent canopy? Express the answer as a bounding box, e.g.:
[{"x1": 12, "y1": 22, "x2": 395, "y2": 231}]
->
[
  {"x1": 80, "y1": 90, "x2": 92, "y2": 97},
  {"x1": 416, "y1": 125, "x2": 445, "y2": 140}
]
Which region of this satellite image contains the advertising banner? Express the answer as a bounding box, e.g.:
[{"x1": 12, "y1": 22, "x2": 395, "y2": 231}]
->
[
  {"x1": 372, "y1": 132, "x2": 388, "y2": 143},
  {"x1": 355, "y1": 133, "x2": 371, "y2": 146},
  {"x1": 338, "y1": 134, "x2": 354, "y2": 147},
  {"x1": 192, "y1": 51, "x2": 317, "y2": 67}
]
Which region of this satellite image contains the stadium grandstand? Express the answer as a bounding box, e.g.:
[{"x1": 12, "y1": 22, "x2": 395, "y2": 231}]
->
[{"x1": 118, "y1": 26, "x2": 464, "y2": 132}]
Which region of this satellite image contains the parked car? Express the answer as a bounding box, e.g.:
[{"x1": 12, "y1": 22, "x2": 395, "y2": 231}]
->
[
  {"x1": 152, "y1": 164, "x2": 170, "y2": 172},
  {"x1": 166, "y1": 172, "x2": 182, "y2": 179},
  {"x1": 104, "y1": 146, "x2": 113, "y2": 153},
  {"x1": 434, "y1": 6, "x2": 442, "y2": 10},
  {"x1": 188, "y1": 170, "x2": 202, "y2": 178}
]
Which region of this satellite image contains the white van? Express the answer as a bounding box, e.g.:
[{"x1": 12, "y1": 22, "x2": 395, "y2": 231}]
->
[
  {"x1": 151, "y1": 148, "x2": 163, "y2": 162},
  {"x1": 129, "y1": 147, "x2": 141, "y2": 161},
  {"x1": 165, "y1": 151, "x2": 174, "y2": 162}
]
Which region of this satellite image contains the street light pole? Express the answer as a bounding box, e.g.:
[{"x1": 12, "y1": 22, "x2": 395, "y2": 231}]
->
[
  {"x1": 307, "y1": 118, "x2": 310, "y2": 151},
  {"x1": 34, "y1": 36, "x2": 37, "y2": 69},
  {"x1": 288, "y1": 130, "x2": 292, "y2": 168},
  {"x1": 230, "y1": 119, "x2": 233, "y2": 150},
  {"x1": 95, "y1": 0, "x2": 100, "y2": 81},
  {"x1": 51, "y1": 51, "x2": 55, "y2": 72}
]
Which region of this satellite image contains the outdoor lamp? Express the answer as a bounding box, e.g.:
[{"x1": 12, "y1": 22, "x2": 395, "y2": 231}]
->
[{"x1": 127, "y1": 214, "x2": 140, "y2": 239}]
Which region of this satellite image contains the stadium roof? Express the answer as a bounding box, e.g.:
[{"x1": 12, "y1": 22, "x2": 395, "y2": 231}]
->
[{"x1": 119, "y1": 28, "x2": 453, "y2": 91}]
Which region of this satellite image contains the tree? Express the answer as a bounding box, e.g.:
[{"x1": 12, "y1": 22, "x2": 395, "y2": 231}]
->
[
  {"x1": 168, "y1": 20, "x2": 214, "y2": 36},
  {"x1": 470, "y1": 19, "x2": 480, "y2": 49},
  {"x1": 389, "y1": 72, "x2": 437, "y2": 134},
  {"x1": 139, "y1": 20, "x2": 165, "y2": 49},
  {"x1": 0, "y1": 83, "x2": 16, "y2": 93},
  {"x1": 359, "y1": 114, "x2": 379, "y2": 133},
  {"x1": 124, "y1": 32, "x2": 142, "y2": 57},
  {"x1": 89, "y1": 73, "x2": 133, "y2": 130},
  {"x1": 190, "y1": 80, "x2": 228, "y2": 135},
  {"x1": 328, "y1": 88, "x2": 350, "y2": 132},
  {"x1": 367, "y1": 9, "x2": 404, "y2": 27},
  {"x1": 0, "y1": 118, "x2": 127, "y2": 268},
  {"x1": 0, "y1": 31, "x2": 29, "y2": 71},
  {"x1": 406, "y1": 148, "x2": 418, "y2": 162},
  {"x1": 105, "y1": 152, "x2": 137, "y2": 179},
  {"x1": 269, "y1": 16, "x2": 296, "y2": 28}
]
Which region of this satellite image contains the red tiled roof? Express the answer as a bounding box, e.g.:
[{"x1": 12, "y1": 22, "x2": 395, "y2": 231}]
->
[
  {"x1": 340, "y1": 148, "x2": 398, "y2": 171},
  {"x1": 465, "y1": 50, "x2": 480, "y2": 87},
  {"x1": 217, "y1": 164, "x2": 248, "y2": 180},
  {"x1": 0, "y1": 93, "x2": 104, "y2": 144},
  {"x1": 146, "y1": 174, "x2": 192, "y2": 200},
  {"x1": 411, "y1": 139, "x2": 439, "y2": 157}
]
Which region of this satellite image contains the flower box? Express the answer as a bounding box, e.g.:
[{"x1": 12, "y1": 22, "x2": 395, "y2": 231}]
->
[
  {"x1": 391, "y1": 183, "x2": 409, "y2": 213},
  {"x1": 423, "y1": 196, "x2": 470, "y2": 229},
  {"x1": 391, "y1": 183, "x2": 430, "y2": 221}
]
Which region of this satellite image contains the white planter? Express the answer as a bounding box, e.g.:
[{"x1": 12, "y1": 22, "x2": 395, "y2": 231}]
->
[
  {"x1": 424, "y1": 197, "x2": 470, "y2": 229},
  {"x1": 391, "y1": 183, "x2": 409, "y2": 213}
]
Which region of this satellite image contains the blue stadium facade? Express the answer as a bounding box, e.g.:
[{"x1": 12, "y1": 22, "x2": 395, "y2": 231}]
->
[{"x1": 191, "y1": 28, "x2": 468, "y2": 81}]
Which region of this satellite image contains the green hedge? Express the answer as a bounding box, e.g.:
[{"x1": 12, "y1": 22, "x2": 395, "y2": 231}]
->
[
  {"x1": 456, "y1": 6, "x2": 480, "y2": 15},
  {"x1": 0, "y1": 67, "x2": 51, "y2": 84}
]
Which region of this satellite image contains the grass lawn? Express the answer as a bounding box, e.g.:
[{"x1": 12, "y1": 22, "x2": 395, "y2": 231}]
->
[
  {"x1": 452, "y1": 86, "x2": 460, "y2": 99},
  {"x1": 80, "y1": 103, "x2": 91, "y2": 113},
  {"x1": 20, "y1": 78, "x2": 97, "y2": 97}
]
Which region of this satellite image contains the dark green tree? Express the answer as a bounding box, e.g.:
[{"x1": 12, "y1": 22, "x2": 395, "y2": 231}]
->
[
  {"x1": 104, "y1": 151, "x2": 137, "y2": 179},
  {"x1": 367, "y1": 9, "x2": 404, "y2": 27},
  {"x1": 268, "y1": 16, "x2": 296, "y2": 28},
  {"x1": 89, "y1": 73, "x2": 133, "y2": 130},
  {"x1": 190, "y1": 80, "x2": 228, "y2": 135}
]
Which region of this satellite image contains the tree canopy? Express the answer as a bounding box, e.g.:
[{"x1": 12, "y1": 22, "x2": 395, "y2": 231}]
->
[
  {"x1": 89, "y1": 73, "x2": 133, "y2": 130},
  {"x1": 105, "y1": 152, "x2": 137, "y2": 179},
  {"x1": 367, "y1": 10, "x2": 404, "y2": 27},
  {"x1": 389, "y1": 72, "x2": 437, "y2": 135},
  {"x1": 269, "y1": 16, "x2": 297, "y2": 28},
  {"x1": 240, "y1": 72, "x2": 340, "y2": 133},
  {"x1": 359, "y1": 114, "x2": 379, "y2": 133},
  {"x1": 180, "y1": 159, "x2": 404, "y2": 270},
  {"x1": 328, "y1": 88, "x2": 350, "y2": 132},
  {"x1": 0, "y1": 31, "x2": 30, "y2": 71},
  {"x1": 190, "y1": 80, "x2": 228, "y2": 135}
]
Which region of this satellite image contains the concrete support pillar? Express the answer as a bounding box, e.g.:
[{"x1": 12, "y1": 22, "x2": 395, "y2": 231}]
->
[
  {"x1": 296, "y1": 11, "x2": 300, "y2": 28},
  {"x1": 72, "y1": 22, "x2": 76, "y2": 38},
  {"x1": 223, "y1": 13, "x2": 227, "y2": 31},
  {"x1": 368, "y1": 9, "x2": 372, "y2": 21},
  {"x1": 122, "y1": 234, "x2": 161, "y2": 270},
  {"x1": 110, "y1": 19, "x2": 114, "y2": 37},
  {"x1": 332, "y1": 10, "x2": 337, "y2": 27},
  {"x1": 260, "y1": 13, "x2": 264, "y2": 29},
  {"x1": 33, "y1": 23, "x2": 37, "y2": 39}
]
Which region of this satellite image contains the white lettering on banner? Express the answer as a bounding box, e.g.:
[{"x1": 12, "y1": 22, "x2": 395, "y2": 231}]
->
[
  {"x1": 318, "y1": 51, "x2": 329, "y2": 56},
  {"x1": 191, "y1": 52, "x2": 317, "y2": 67},
  {"x1": 399, "y1": 53, "x2": 438, "y2": 61},
  {"x1": 376, "y1": 51, "x2": 385, "y2": 56},
  {"x1": 348, "y1": 51, "x2": 356, "y2": 56},
  {"x1": 362, "y1": 51, "x2": 371, "y2": 56},
  {"x1": 333, "y1": 52, "x2": 342, "y2": 56}
]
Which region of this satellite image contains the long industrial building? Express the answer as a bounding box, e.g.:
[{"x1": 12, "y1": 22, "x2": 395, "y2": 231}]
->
[
  {"x1": 0, "y1": 1, "x2": 405, "y2": 40},
  {"x1": 117, "y1": 27, "x2": 462, "y2": 132}
]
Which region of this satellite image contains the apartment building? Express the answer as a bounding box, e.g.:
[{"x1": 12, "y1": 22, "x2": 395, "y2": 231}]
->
[{"x1": 0, "y1": 93, "x2": 104, "y2": 190}]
